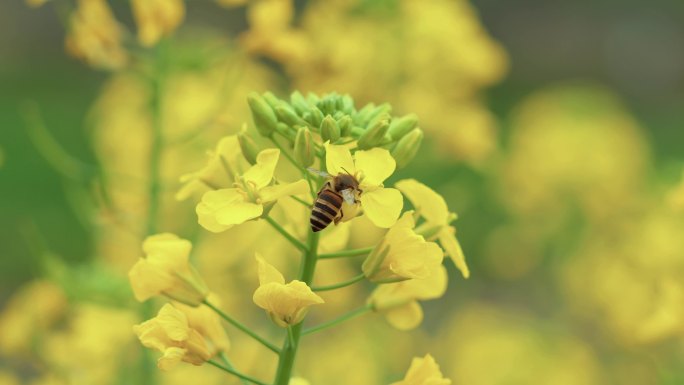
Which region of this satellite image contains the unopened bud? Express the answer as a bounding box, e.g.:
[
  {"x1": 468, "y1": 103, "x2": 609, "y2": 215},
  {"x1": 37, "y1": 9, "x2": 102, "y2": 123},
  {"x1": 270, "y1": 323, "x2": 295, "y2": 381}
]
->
[
  {"x1": 388, "y1": 113, "x2": 419, "y2": 140},
  {"x1": 290, "y1": 91, "x2": 310, "y2": 115},
  {"x1": 247, "y1": 93, "x2": 277, "y2": 137},
  {"x1": 391, "y1": 128, "x2": 423, "y2": 169},
  {"x1": 275, "y1": 106, "x2": 307, "y2": 127},
  {"x1": 310, "y1": 106, "x2": 324, "y2": 128},
  {"x1": 294, "y1": 126, "x2": 315, "y2": 167},
  {"x1": 338, "y1": 115, "x2": 353, "y2": 137},
  {"x1": 320, "y1": 115, "x2": 340, "y2": 143},
  {"x1": 357, "y1": 118, "x2": 390, "y2": 150},
  {"x1": 238, "y1": 126, "x2": 260, "y2": 165}
]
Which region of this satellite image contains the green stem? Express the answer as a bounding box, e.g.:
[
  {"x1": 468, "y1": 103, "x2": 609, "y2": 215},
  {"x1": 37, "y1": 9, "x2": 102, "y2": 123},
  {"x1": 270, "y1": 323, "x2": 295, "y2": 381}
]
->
[
  {"x1": 220, "y1": 353, "x2": 249, "y2": 385},
  {"x1": 311, "y1": 273, "x2": 365, "y2": 292},
  {"x1": 264, "y1": 216, "x2": 308, "y2": 252},
  {"x1": 203, "y1": 300, "x2": 280, "y2": 354},
  {"x1": 138, "y1": 38, "x2": 169, "y2": 385},
  {"x1": 302, "y1": 304, "x2": 372, "y2": 336},
  {"x1": 290, "y1": 194, "x2": 312, "y2": 208},
  {"x1": 269, "y1": 136, "x2": 300, "y2": 170},
  {"x1": 318, "y1": 247, "x2": 374, "y2": 259},
  {"x1": 273, "y1": 231, "x2": 320, "y2": 385},
  {"x1": 287, "y1": 326, "x2": 296, "y2": 348},
  {"x1": 207, "y1": 360, "x2": 269, "y2": 385}
]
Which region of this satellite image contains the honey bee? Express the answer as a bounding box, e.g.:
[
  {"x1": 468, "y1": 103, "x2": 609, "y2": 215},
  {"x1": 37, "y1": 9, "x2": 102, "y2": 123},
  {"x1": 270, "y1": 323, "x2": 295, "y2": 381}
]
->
[{"x1": 307, "y1": 168, "x2": 362, "y2": 232}]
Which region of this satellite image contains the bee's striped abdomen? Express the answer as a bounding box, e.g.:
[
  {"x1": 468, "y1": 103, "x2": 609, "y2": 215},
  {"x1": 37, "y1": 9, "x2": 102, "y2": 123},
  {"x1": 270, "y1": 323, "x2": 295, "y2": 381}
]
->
[{"x1": 310, "y1": 189, "x2": 343, "y2": 232}]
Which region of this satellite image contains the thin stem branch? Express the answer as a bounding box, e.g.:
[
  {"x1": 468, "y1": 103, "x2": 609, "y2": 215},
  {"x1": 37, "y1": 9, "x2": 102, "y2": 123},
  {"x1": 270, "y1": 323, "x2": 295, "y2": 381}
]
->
[
  {"x1": 318, "y1": 247, "x2": 374, "y2": 259},
  {"x1": 264, "y1": 216, "x2": 308, "y2": 252},
  {"x1": 207, "y1": 360, "x2": 269, "y2": 385},
  {"x1": 220, "y1": 353, "x2": 249, "y2": 385},
  {"x1": 203, "y1": 300, "x2": 280, "y2": 354},
  {"x1": 311, "y1": 273, "x2": 366, "y2": 292},
  {"x1": 269, "y1": 136, "x2": 300, "y2": 170},
  {"x1": 302, "y1": 304, "x2": 372, "y2": 336},
  {"x1": 290, "y1": 194, "x2": 312, "y2": 208},
  {"x1": 287, "y1": 326, "x2": 296, "y2": 349}
]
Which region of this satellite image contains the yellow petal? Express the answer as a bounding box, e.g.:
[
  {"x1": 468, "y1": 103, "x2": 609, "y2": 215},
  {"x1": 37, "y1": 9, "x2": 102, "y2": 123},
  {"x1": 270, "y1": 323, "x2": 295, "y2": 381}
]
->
[
  {"x1": 197, "y1": 189, "x2": 263, "y2": 231},
  {"x1": 256, "y1": 254, "x2": 285, "y2": 285},
  {"x1": 143, "y1": 233, "x2": 192, "y2": 270},
  {"x1": 360, "y1": 188, "x2": 403, "y2": 228},
  {"x1": 393, "y1": 354, "x2": 451, "y2": 385},
  {"x1": 155, "y1": 303, "x2": 190, "y2": 342},
  {"x1": 157, "y1": 347, "x2": 186, "y2": 371},
  {"x1": 128, "y1": 259, "x2": 170, "y2": 302},
  {"x1": 253, "y1": 280, "x2": 323, "y2": 326},
  {"x1": 355, "y1": 148, "x2": 396, "y2": 185},
  {"x1": 259, "y1": 179, "x2": 310, "y2": 202},
  {"x1": 384, "y1": 301, "x2": 423, "y2": 331},
  {"x1": 395, "y1": 179, "x2": 450, "y2": 225},
  {"x1": 243, "y1": 149, "x2": 280, "y2": 189},
  {"x1": 325, "y1": 144, "x2": 356, "y2": 176},
  {"x1": 438, "y1": 227, "x2": 469, "y2": 278}
]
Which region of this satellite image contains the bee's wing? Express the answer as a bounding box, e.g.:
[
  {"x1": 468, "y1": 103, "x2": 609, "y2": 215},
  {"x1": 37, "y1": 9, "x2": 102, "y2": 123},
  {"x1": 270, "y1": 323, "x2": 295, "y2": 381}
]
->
[
  {"x1": 341, "y1": 189, "x2": 356, "y2": 205},
  {"x1": 307, "y1": 167, "x2": 331, "y2": 178}
]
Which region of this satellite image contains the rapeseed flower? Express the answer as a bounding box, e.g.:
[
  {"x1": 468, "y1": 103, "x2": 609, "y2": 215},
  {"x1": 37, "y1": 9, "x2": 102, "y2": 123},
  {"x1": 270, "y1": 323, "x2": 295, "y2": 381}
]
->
[
  {"x1": 253, "y1": 254, "x2": 323, "y2": 327},
  {"x1": 326, "y1": 144, "x2": 403, "y2": 228},
  {"x1": 391, "y1": 354, "x2": 451, "y2": 385},
  {"x1": 131, "y1": 0, "x2": 185, "y2": 46},
  {"x1": 133, "y1": 304, "x2": 212, "y2": 370},
  {"x1": 128, "y1": 233, "x2": 209, "y2": 306},
  {"x1": 396, "y1": 179, "x2": 469, "y2": 278},
  {"x1": 369, "y1": 264, "x2": 447, "y2": 330},
  {"x1": 363, "y1": 212, "x2": 443, "y2": 283},
  {"x1": 176, "y1": 135, "x2": 250, "y2": 201},
  {"x1": 65, "y1": 0, "x2": 128, "y2": 70},
  {"x1": 196, "y1": 148, "x2": 308, "y2": 232}
]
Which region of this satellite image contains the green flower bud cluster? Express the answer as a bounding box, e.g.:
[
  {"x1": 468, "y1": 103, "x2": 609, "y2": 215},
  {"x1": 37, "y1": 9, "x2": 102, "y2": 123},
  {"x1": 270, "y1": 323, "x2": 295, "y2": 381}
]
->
[{"x1": 246, "y1": 91, "x2": 424, "y2": 169}]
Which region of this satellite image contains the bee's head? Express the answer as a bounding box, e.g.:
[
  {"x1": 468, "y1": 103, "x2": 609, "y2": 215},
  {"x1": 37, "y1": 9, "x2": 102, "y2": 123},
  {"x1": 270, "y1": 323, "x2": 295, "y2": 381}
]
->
[{"x1": 334, "y1": 173, "x2": 359, "y2": 191}]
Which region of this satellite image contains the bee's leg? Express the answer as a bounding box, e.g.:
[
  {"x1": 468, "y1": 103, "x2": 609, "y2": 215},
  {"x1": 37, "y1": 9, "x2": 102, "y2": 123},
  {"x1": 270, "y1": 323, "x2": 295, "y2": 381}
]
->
[{"x1": 333, "y1": 210, "x2": 344, "y2": 225}]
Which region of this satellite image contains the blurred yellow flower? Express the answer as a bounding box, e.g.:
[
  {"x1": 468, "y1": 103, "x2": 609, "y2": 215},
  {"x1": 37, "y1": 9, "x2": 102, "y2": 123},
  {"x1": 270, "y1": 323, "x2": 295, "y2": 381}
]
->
[
  {"x1": 289, "y1": 378, "x2": 310, "y2": 385},
  {"x1": 369, "y1": 265, "x2": 447, "y2": 330},
  {"x1": 196, "y1": 148, "x2": 309, "y2": 232},
  {"x1": 176, "y1": 135, "x2": 250, "y2": 201},
  {"x1": 391, "y1": 354, "x2": 451, "y2": 385},
  {"x1": 363, "y1": 211, "x2": 443, "y2": 283},
  {"x1": 128, "y1": 233, "x2": 209, "y2": 306},
  {"x1": 134, "y1": 303, "x2": 212, "y2": 370},
  {"x1": 396, "y1": 179, "x2": 469, "y2": 278},
  {"x1": 253, "y1": 254, "x2": 324, "y2": 327},
  {"x1": 241, "y1": 0, "x2": 310, "y2": 64},
  {"x1": 0, "y1": 280, "x2": 66, "y2": 355},
  {"x1": 65, "y1": 0, "x2": 127, "y2": 70},
  {"x1": 25, "y1": 0, "x2": 49, "y2": 7},
  {"x1": 326, "y1": 144, "x2": 403, "y2": 228},
  {"x1": 131, "y1": 0, "x2": 185, "y2": 47}
]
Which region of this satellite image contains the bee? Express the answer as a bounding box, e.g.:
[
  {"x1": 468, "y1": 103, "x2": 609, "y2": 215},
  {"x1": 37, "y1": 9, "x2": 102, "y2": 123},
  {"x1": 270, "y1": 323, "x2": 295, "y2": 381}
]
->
[{"x1": 307, "y1": 168, "x2": 362, "y2": 232}]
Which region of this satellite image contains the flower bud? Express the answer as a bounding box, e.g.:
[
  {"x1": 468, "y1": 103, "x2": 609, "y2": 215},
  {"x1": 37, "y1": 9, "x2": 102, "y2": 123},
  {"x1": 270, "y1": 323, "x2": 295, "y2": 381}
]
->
[
  {"x1": 290, "y1": 91, "x2": 310, "y2": 115},
  {"x1": 320, "y1": 115, "x2": 340, "y2": 143},
  {"x1": 388, "y1": 113, "x2": 419, "y2": 140},
  {"x1": 294, "y1": 126, "x2": 315, "y2": 167},
  {"x1": 247, "y1": 93, "x2": 277, "y2": 137},
  {"x1": 357, "y1": 117, "x2": 390, "y2": 150},
  {"x1": 237, "y1": 126, "x2": 260, "y2": 165},
  {"x1": 310, "y1": 106, "x2": 324, "y2": 128},
  {"x1": 391, "y1": 128, "x2": 423, "y2": 169},
  {"x1": 337, "y1": 115, "x2": 352, "y2": 137},
  {"x1": 275, "y1": 106, "x2": 307, "y2": 127}
]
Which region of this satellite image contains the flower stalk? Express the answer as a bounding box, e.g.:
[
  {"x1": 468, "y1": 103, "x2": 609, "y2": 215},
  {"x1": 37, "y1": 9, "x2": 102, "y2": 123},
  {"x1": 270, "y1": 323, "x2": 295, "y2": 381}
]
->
[{"x1": 203, "y1": 300, "x2": 280, "y2": 354}]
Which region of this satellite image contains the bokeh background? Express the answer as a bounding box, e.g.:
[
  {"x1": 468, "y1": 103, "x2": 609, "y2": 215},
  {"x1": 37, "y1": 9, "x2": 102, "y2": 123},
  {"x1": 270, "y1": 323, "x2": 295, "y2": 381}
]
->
[{"x1": 1, "y1": 0, "x2": 684, "y2": 384}]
